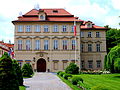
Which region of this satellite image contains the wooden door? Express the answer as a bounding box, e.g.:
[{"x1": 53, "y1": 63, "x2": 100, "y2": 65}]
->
[{"x1": 37, "y1": 59, "x2": 46, "y2": 72}]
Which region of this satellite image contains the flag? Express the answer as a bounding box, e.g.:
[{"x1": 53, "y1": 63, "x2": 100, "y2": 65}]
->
[{"x1": 74, "y1": 21, "x2": 76, "y2": 36}]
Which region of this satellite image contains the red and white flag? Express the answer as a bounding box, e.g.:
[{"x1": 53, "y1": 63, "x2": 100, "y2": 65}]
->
[{"x1": 74, "y1": 21, "x2": 76, "y2": 36}]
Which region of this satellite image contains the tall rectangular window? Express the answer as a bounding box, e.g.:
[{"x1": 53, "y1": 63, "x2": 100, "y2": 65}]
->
[
  {"x1": 35, "y1": 40, "x2": 40, "y2": 50},
  {"x1": 71, "y1": 26, "x2": 74, "y2": 32},
  {"x1": 44, "y1": 40, "x2": 49, "y2": 50},
  {"x1": 44, "y1": 25, "x2": 49, "y2": 32},
  {"x1": 80, "y1": 32, "x2": 84, "y2": 37},
  {"x1": 18, "y1": 25, "x2": 23, "y2": 32},
  {"x1": 96, "y1": 32, "x2": 100, "y2": 38},
  {"x1": 96, "y1": 44, "x2": 100, "y2": 52},
  {"x1": 88, "y1": 60, "x2": 93, "y2": 68},
  {"x1": 88, "y1": 32, "x2": 92, "y2": 37},
  {"x1": 18, "y1": 40, "x2": 22, "y2": 50},
  {"x1": 88, "y1": 44, "x2": 92, "y2": 52},
  {"x1": 53, "y1": 25, "x2": 58, "y2": 32},
  {"x1": 81, "y1": 61, "x2": 85, "y2": 69},
  {"x1": 96, "y1": 60, "x2": 101, "y2": 68},
  {"x1": 35, "y1": 25, "x2": 40, "y2": 32},
  {"x1": 26, "y1": 25, "x2": 31, "y2": 32},
  {"x1": 53, "y1": 40, "x2": 58, "y2": 50},
  {"x1": 54, "y1": 62, "x2": 58, "y2": 70},
  {"x1": 62, "y1": 25, "x2": 67, "y2": 32},
  {"x1": 26, "y1": 40, "x2": 31, "y2": 50},
  {"x1": 62, "y1": 40, "x2": 67, "y2": 50},
  {"x1": 72, "y1": 40, "x2": 75, "y2": 50},
  {"x1": 81, "y1": 44, "x2": 84, "y2": 52}
]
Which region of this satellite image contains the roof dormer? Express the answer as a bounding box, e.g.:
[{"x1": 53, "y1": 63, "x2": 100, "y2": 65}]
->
[
  {"x1": 85, "y1": 21, "x2": 93, "y2": 28},
  {"x1": 38, "y1": 9, "x2": 46, "y2": 20}
]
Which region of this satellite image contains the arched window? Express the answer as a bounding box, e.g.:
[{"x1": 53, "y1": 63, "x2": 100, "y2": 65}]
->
[{"x1": 40, "y1": 15, "x2": 44, "y2": 19}]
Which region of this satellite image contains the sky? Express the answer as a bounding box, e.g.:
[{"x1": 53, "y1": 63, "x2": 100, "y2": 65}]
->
[{"x1": 0, "y1": 0, "x2": 120, "y2": 43}]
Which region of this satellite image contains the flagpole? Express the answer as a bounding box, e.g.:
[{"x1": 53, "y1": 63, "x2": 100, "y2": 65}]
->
[{"x1": 74, "y1": 21, "x2": 77, "y2": 64}]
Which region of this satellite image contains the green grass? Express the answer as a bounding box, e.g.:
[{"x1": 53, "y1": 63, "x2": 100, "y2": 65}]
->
[
  {"x1": 57, "y1": 75, "x2": 82, "y2": 90},
  {"x1": 19, "y1": 86, "x2": 26, "y2": 90},
  {"x1": 73, "y1": 74, "x2": 120, "y2": 90}
]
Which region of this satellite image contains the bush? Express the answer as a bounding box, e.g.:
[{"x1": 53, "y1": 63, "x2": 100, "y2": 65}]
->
[
  {"x1": 57, "y1": 71, "x2": 62, "y2": 75},
  {"x1": 0, "y1": 52, "x2": 19, "y2": 90},
  {"x1": 59, "y1": 72, "x2": 65, "y2": 77},
  {"x1": 63, "y1": 73, "x2": 72, "y2": 80},
  {"x1": 91, "y1": 85, "x2": 109, "y2": 90},
  {"x1": 22, "y1": 63, "x2": 33, "y2": 77},
  {"x1": 71, "y1": 76, "x2": 83, "y2": 85},
  {"x1": 65, "y1": 63, "x2": 79, "y2": 74}
]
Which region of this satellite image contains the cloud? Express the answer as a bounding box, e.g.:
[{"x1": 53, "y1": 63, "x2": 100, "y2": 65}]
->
[{"x1": 111, "y1": 0, "x2": 120, "y2": 10}]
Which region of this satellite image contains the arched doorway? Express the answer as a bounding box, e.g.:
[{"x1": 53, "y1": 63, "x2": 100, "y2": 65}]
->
[{"x1": 37, "y1": 58, "x2": 46, "y2": 72}]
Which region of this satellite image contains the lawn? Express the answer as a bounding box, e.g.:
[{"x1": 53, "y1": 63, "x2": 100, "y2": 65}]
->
[
  {"x1": 19, "y1": 86, "x2": 26, "y2": 90},
  {"x1": 73, "y1": 74, "x2": 120, "y2": 90}
]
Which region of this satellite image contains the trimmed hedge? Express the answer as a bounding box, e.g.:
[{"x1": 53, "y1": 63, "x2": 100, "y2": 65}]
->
[
  {"x1": 71, "y1": 76, "x2": 83, "y2": 85},
  {"x1": 59, "y1": 72, "x2": 65, "y2": 77},
  {"x1": 63, "y1": 74, "x2": 72, "y2": 80},
  {"x1": 57, "y1": 71, "x2": 62, "y2": 75}
]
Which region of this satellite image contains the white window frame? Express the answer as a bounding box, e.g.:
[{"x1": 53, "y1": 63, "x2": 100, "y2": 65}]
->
[
  {"x1": 44, "y1": 40, "x2": 49, "y2": 50},
  {"x1": 35, "y1": 40, "x2": 40, "y2": 50},
  {"x1": 44, "y1": 25, "x2": 49, "y2": 32},
  {"x1": 35, "y1": 25, "x2": 40, "y2": 32},
  {"x1": 18, "y1": 40, "x2": 22, "y2": 50},
  {"x1": 53, "y1": 25, "x2": 58, "y2": 32},
  {"x1": 62, "y1": 25, "x2": 67, "y2": 32},
  {"x1": 53, "y1": 40, "x2": 58, "y2": 50},
  {"x1": 80, "y1": 31, "x2": 84, "y2": 37},
  {"x1": 26, "y1": 40, "x2": 31, "y2": 50},
  {"x1": 18, "y1": 25, "x2": 23, "y2": 32},
  {"x1": 26, "y1": 25, "x2": 31, "y2": 32}
]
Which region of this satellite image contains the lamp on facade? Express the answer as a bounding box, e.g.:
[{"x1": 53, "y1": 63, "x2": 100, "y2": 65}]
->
[
  {"x1": 47, "y1": 57, "x2": 49, "y2": 62},
  {"x1": 33, "y1": 57, "x2": 35, "y2": 62}
]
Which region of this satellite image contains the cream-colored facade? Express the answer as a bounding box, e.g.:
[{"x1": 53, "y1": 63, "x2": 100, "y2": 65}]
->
[{"x1": 13, "y1": 8, "x2": 107, "y2": 72}]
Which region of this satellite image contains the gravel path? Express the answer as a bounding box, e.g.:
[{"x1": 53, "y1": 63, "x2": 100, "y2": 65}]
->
[{"x1": 24, "y1": 72, "x2": 72, "y2": 90}]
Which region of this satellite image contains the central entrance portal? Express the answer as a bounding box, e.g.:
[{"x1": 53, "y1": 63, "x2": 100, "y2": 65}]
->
[{"x1": 37, "y1": 58, "x2": 46, "y2": 72}]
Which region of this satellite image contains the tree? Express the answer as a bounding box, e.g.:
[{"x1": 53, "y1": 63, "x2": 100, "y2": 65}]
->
[
  {"x1": 65, "y1": 63, "x2": 79, "y2": 74},
  {"x1": 12, "y1": 59, "x2": 23, "y2": 86},
  {"x1": 0, "y1": 52, "x2": 19, "y2": 90},
  {"x1": 105, "y1": 45, "x2": 120, "y2": 73},
  {"x1": 22, "y1": 63, "x2": 33, "y2": 77}
]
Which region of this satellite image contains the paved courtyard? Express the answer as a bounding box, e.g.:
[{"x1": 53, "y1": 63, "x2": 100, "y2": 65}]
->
[{"x1": 24, "y1": 72, "x2": 72, "y2": 90}]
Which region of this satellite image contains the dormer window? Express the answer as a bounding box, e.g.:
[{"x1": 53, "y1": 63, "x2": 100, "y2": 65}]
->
[
  {"x1": 86, "y1": 23, "x2": 92, "y2": 28},
  {"x1": 40, "y1": 15, "x2": 44, "y2": 19},
  {"x1": 53, "y1": 10, "x2": 58, "y2": 13}
]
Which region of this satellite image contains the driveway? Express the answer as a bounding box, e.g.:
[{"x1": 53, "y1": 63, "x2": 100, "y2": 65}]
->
[{"x1": 24, "y1": 72, "x2": 72, "y2": 90}]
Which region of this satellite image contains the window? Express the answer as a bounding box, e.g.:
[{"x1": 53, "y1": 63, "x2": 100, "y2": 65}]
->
[
  {"x1": 88, "y1": 44, "x2": 92, "y2": 52},
  {"x1": 81, "y1": 44, "x2": 84, "y2": 52},
  {"x1": 81, "y1": 61, "x2": 84, "y2": 68},
  {"x1": 87, "y1": 23, "x2": 92, "y2": 28},
  {"x1": 18, "y1": 40, "x2": 22, "y2": 50},
  {"x1": 62, "y1": 25, "x2": 67, "y2": 32},
  {"x1": 26, "y1": 25, "x2": 31, "y2": 32},
  {"x1": 62, "y1": 40, "x2": 67, "y2": 50},
  {"x1": 18, "y1": 25, "x2": 23, "y2": 32},
  {"x1": 96, "y1": 60, "x2": 101, "y2": 68},
  {"x1": 72, "y1": 40, "x2": 75, "y2": 50},
  {"x1": 35, "y1": 25, "x2": 40, "y2": 32},
  {"x1": 63, "y1": 62, "x2": 67, "y2": 70},
  {"x1": 88, "y1": 32, "x2": 92, "y2": 37},
  {"x1": 80, "y1": 32, "x2": 84, "y2": 37},
  {"x1": 26, "y1": 40, "x2": 31, "y2": 50},
  {"x1": 35, "y1": 40, "x2": 40, "y2": 50},
  {"x1": 44, "y1": 25, "x2": 49, "y2": 32},
  {"x1": 54, "y1": 62, "x2": 58, "y2": 70},
  {"x1": 71, "y1": 26, "x2": 74, "y2": 32},
  {"x1": 40, "y1": 15, "x2": 44, "y2": 19},
  {"x1": 53, "y1": 40, "x2": 58, "y2": 50},
  {"x1": 44, "y1": 40, "x2": 49, "y2": 50},
  {"x1": 96, "y1": 44, "x2": 100, "y2": 52},
  {"x1": 88, "y1": 60, "x2": 93, "y2": 68},
  {"x1": 53, "y1": 25, "x2": 58, "y2": 32},
  {"x1": 96, "y1": 32, "x2": 100, "y2": 38}
]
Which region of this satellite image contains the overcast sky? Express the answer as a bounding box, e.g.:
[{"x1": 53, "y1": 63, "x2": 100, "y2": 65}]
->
[{"x1": 0, "y1": 0, "x2": 120, "y2": 43}]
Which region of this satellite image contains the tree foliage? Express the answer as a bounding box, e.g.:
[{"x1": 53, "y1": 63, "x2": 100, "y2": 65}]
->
[
  {"x1": 65, "y1": 63, "x2": 79, "y2": 74},
  {"x1": 12, "y1": 59, "x2": 23, "y2": 86},
  {"x1": 22, "y1": 63, "x2": 33, "y2": 77},
  {"x1": 105, "y1": 45, "x2": 120, "y2": 73},
  {"x1": 0, "y1": 52, "x2": 19, "y2": 90}
]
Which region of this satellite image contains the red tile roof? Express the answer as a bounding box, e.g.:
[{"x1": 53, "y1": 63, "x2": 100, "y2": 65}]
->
[
  {"x1": 81, "y1": 25, "x2": 107, "y2": 29},
  {"x1": 24, "y1": 9, "x2": 72, "y2": 16}
]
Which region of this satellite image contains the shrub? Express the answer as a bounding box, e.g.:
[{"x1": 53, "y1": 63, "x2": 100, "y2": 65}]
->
[
  {"x1": 22, "y1": 63, "x2": 33, "y2": 77},
  {"x1": 91, "y1": 85, "x2": 109, "y2": 90},
  {"x1": 71, "y1": 76, "x2": 83, "y2": 85},
  {"x1": 63, "y1": 73, "x2": 72, "y2": 80},
  {"x1": 65, "y1": 63, "x2": 79, "y2": 74},
  {"x1": 59, "y1": 72, "x2": 65, "y2": 77},
  {"x1": 57, "y1": 71, "x2": 62, "y2": 75},
  {"x1": 0, "y1": 52, "x2": 19, "y2": 90}
]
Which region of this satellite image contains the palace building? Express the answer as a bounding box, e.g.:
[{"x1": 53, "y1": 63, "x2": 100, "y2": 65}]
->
[{"x1": 12, "y1": 8, "x2": 108, "y2": 72}]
